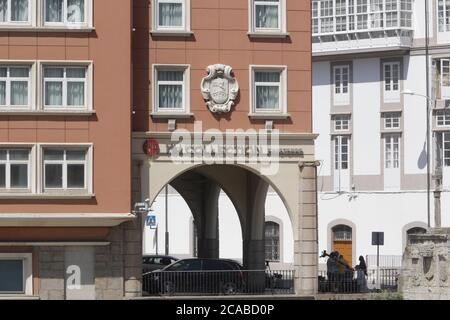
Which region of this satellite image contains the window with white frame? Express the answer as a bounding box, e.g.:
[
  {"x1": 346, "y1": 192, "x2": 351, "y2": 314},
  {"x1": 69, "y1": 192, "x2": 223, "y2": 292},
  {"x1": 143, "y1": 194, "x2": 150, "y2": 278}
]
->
[
  {"x1": 385, "y1": 134, "x2": 400, "y2": 169},
  {"x1": 0, "y1": 0, "x2": 30, "y2": 24},
  {"x1": 437, "y1": 110, "x2": 450, "y2": 127},
  {"x1": 265, "y1": 221, "x2": 280, "y2": 262},
  {"x1": 320, "y1": 0, "x2": 334, "y2": 33},
  {"x1": 43, "y1": 148, "x2": 88, "y2": 191},
  {"x1": 251, "y1": 0, "x2": 285, "y2": 33},
  {"x1": 384, "y1": 112, "x2": 401, "y2": 129},
  {"x1": 443, "y1": 132, "x2": 450, "y2": 166},
  {"x1": 312, "y1": 0, "x2": 412, "y2": 35},
  {"x1": 252, "y1": 67, "x2": 286, "y2": 113},
  {"x1": 334, "y1": 136, "x2": 349, "y2": 170},
  {"x1": 154, "y1": 66, "x2": 189, "y2": 113},
  {"x1": 0, "y1": 66, "x2": 31, "y2": 109},
  {"x1": 0, "y1": 253, "x2": 32, "y2": 295},
  {"x1": 334, "y1": 115, "x2": 351, "y2": 131},
  {"x1": 43, "y1": 66, "x2": 87, "y2": 109},
  {"x1": 384, "y1": 62, "x2": 400, "y2": 102},
  {"x1": 44, "y1": 0, "x2": 87, "y2": 26},
  {"x1": 438, "y1": 0, "x2": 450, "y2": 32},
  {"x1": 154, "y1": 0, "x2": 187, "y2": 31},
  {"x1": 334, "y1": 65, "x2": 350, "y2": 105},
  {"x1": 0, "y1": 149, "x2": 30, "y2": 190},
  {"x1": 440, "y1": 59, "x2": 450, "y2": 99}
]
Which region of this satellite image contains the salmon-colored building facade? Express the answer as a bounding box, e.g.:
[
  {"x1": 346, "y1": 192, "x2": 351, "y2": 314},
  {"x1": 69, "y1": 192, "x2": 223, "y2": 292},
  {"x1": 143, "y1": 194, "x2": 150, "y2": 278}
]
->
[
  {"x1": 132, "y1": 0, "x2": 318, "y2": 298},
  {"x1": 0, "y1": 0, "x2": 133, "y2": 299},
  {"x1": 0, "y1": 0, "x2": 316, "y2": 300}
]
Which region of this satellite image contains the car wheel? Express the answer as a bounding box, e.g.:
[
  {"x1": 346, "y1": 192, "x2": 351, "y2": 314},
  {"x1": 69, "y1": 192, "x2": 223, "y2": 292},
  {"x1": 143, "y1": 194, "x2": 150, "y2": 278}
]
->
[
  {"x1": 162, "y1": 281, "x2": 175, "y2": 295},
  {"x1": 222, "y1": 282, "x2": 238, "y2": 295}
]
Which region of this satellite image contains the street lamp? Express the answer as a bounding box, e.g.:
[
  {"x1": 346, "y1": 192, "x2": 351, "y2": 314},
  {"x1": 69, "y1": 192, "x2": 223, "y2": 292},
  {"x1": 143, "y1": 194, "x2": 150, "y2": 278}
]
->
[{"x1": 402, "y1": 89, "x2": 435, "y2": 229}]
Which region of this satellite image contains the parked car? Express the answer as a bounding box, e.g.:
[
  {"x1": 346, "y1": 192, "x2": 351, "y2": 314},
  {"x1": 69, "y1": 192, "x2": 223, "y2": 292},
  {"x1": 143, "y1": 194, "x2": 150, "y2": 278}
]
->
[
  {"x1": 142, "y1": 255, "x2": 178, "y2": 273},
  {"x1": 143, "y1": 258, "x2": 245, "y2": 295}
]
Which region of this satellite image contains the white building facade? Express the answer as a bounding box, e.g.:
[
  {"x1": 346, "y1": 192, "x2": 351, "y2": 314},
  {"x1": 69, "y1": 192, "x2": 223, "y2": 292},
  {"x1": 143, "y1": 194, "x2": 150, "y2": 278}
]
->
[{"x1": 313, "y1": 0, "x2": 450, "y2": 269}]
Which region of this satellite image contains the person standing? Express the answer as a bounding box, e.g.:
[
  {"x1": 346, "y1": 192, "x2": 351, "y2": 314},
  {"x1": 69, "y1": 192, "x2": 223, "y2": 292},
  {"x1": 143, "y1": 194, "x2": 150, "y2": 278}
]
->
[{"x1": 355, "y1": 256, "x2": 368, "y2": 293}]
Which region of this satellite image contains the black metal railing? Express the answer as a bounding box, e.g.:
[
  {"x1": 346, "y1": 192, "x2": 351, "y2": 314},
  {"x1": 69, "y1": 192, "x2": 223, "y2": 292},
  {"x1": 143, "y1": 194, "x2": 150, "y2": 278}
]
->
[
  {"x1": 318, "y1": 268, "x2": 400, "y2": 294},
  {"x1": 142, "y1": 270, "x2": 295, "y2": 296}
]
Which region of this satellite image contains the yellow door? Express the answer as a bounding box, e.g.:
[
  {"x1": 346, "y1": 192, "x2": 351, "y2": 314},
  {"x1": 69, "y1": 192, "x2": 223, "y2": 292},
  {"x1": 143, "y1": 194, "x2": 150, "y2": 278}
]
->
[{"x1": 333, "y1": 240, "x2": 352, "y2": 268}]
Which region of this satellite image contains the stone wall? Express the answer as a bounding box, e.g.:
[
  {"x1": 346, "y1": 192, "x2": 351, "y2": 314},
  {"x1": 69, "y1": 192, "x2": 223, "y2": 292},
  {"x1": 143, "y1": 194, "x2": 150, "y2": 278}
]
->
[
  {"x1": 39, "y1": 246, "x2": 65, "y2": 300},
  {"x1": 400, "y1": 229, "x2": 450, "y2": 300}
]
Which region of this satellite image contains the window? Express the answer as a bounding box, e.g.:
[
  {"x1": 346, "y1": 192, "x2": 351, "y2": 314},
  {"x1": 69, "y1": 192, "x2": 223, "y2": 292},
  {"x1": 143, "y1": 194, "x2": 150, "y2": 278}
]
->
[
  {"x1": 43, "y1": 148, "x2": 88, "y2": 191},
  {"x1": 334, "y1": 115, "x2": 351, "y2": 131},
  {"x1": 154, "y1": 0, "x2": 189, "y2": 31},
  {"x1": 334, "y1": 65, "x2": 350, "y2": 105},
  {"x1": 370, "y1": 0, "x2": 383, "y2": 28},
  {"x1": 251, "y1": 67, "x2": 287, "y2": 114},
  {"x1": 0, "y1": 149, "x2": 30, "y2": 190},
  {"x1": 265, "y1": 221, "x2": 280, "y2": 262},
  {"x1": 440, "y1": 59, "x2": 450, "y2": 99},
  {"x1": 438, "y1": 0, "x2": 450, "y2": 32},
  {"x1": 312, "y1": 0, "x2": 412, "y2": 35},
  {"x1": 443, "y1": 132, "x2": 450, "y2": 166},
  {"x1": 385, "y1": 134, "x2": 400, "y2": 169},
  {"x1": 43, "y1": 66, "x2": 87, "y2": 109},
  {"x1": 0, "y1": 66, "x2": 31, "y2": 109},
  {"x1": 0, "y1": 253, "x2": 32, "y2": 295},
  {"x1": 0, "y1": 0, "x2": 30, "y2": 24},
  {"x1": 384, "y1": 112, "x2": 401, "y2": 129},
  {"x1": 334, "y1": 136, "x2": 349, "y2": 170},
  {"x1": 383, "y1": 62, "x2": 400, "y2": 102},
  {"x1": 320, "y1": 0, "x2": 334, "y2": 33},
  {"x1": 312, "y1": 1, "x2": 319, "y2": 34},
  {"x1": 44, "y1": 0, "x2": 87, "y2": 25},
  {"x1": 333, "y1": 225, "x2": 352, "y2": 241},
  {"x1": 437, "y1": 110, "x2": 450, "y2": 127},
  {"x1": 251, "y1": 0, "x2": 285, "y2": 34},
  {"x1": 153, "y1": 65, "x2": 189, "y2": 114}
]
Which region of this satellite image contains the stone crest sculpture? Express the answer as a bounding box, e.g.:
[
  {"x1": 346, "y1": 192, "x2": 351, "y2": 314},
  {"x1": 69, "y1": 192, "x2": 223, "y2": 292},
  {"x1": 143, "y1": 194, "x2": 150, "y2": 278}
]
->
[{"x1": 201, "y1": 64, "x2": 239, "y2": 114}]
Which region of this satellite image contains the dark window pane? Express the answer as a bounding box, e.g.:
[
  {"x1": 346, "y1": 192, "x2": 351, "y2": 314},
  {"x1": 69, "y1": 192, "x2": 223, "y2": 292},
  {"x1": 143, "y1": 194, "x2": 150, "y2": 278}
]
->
[
  {"x1": 10, "y1": 164, "x2": 28, "y2": 188},
  {"x1": 67, "y1": 164, "x2": 85, "y2": 188},
  {"x1": 45, "y1": 164, "x2": 62, "y2": 188},
  {"x1": 0, "y1": 164, "x2": 5, "y2": 188},
  {"x1": 0, "y1": 260, "x2": 24, "y2": 293}
]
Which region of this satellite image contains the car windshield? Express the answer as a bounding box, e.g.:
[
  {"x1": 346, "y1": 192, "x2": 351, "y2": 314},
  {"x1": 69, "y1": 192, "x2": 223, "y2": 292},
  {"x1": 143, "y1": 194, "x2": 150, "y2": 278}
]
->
[{"x1": 163, "y1": 259, "x2": 201, "y2": 271}]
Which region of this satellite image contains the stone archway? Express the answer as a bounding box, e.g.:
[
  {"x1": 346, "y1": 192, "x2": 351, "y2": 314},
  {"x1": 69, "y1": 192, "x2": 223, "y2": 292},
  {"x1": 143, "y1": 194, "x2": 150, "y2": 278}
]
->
[{"x1": 128, "y1": 132, "x2": 319, "y2": 298}]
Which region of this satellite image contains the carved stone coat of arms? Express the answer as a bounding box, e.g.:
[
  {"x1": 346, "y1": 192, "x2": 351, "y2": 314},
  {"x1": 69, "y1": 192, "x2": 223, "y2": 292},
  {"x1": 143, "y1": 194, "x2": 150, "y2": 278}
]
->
[{"x1": 201, "y1": 64, "x2": 239, "y2": 114}]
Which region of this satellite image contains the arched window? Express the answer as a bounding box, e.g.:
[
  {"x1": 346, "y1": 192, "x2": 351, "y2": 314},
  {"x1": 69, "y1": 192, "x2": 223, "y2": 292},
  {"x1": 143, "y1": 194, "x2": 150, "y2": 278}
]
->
[
  {"x1": 332, "y1": 224, "x2": 352, "y2": 241},
  {"x1": 265, "y1": 221, "x2": 280, "y2": 262}
]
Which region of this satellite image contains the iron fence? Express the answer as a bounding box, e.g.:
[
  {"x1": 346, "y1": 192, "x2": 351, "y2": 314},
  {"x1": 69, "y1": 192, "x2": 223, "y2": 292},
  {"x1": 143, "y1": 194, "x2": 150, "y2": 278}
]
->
[
  {"x1": 365, "y1": 255, "x2": 403, "y2": 268},
  {"x1": 318, "y1": 268, "x2": 400, "y2": 294},
  {"x1": 142, "y1": 269, "x2": 295, "y2": 296}
]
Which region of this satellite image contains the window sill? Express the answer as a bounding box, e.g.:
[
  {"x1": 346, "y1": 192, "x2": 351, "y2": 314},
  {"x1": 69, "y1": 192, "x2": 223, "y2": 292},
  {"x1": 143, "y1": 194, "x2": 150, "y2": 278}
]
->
[
  {"x1": 151, "y1": 112, "x2": 194, "y2": 119},
  {"x1": 0, "y1": 193, "x2": 95, "y2": 200},
  {"x1": 150, "y1": 30, "x2": 194, "y2": 37},
  {"x1": 0, "y1": 110, "x2": 96, "y2": 116},
  {"x1": 248, "y1": 113, "x2": 290, "y2": 120},
  {"x1": 380, "y1": 128, "x2": 402, "y2": 134},
  {"x1": 247, "y1": 32, "x2": 290, "y2": 39},
  {"x1": 0, "y1": 26, "x2": 94, "y2": 33},
  {"x1": 0, "y1": 295, "x2": 39, "y2": 300}
]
